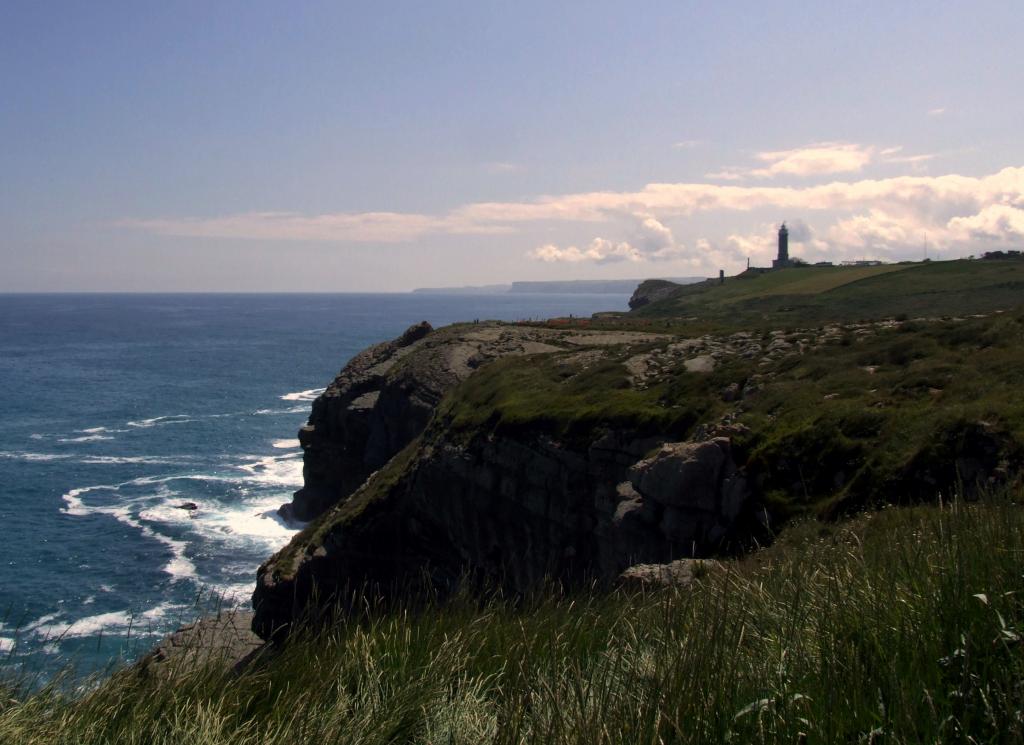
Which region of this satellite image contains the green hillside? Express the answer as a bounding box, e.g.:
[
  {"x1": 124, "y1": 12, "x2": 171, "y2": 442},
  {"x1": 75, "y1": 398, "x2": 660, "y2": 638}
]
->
[{"x1": 631, "y1": 259, "x2": 1024, "y2": 326}]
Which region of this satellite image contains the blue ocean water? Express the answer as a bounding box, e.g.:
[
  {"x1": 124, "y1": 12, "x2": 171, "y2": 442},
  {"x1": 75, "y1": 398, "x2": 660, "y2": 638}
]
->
[{"x1": 0, "y1": 292, "x2": 628, "y2": 676}]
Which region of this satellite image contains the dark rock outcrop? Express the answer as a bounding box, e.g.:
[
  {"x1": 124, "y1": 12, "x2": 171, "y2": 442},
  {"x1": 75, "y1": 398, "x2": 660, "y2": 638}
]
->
[
  {"x1": 253, "y1": 428, "x2": 757, "y2": 639},
  {"x1": 280, "y1": 321, "x2": 573, "y2": 522},
  {"x1": 279, "y1": 320, "x2": 678, "y2": 524},
  {"x1": 280, "y1": 321, "x2": 435, "y2": 522},
  {"x1": 628, "y1": 279, "x2": 686, "y2": 310}
]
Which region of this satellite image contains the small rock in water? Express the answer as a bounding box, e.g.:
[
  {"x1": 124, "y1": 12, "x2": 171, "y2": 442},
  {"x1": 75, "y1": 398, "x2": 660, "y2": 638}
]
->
[{"x1": 175, "y1": 502, "x2": 199, "y2": 511}]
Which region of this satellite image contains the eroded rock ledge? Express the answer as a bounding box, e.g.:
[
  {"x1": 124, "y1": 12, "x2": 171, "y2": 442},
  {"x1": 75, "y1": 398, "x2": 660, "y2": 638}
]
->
[
  {"x1": 254, "y1": 312, "x2": 1022, "y2": 641},
  {"x1": 254, "y1": 425, "x2": 764, "y2": 639},
  {"x1": 280, "y1": 321, "x2": 669, "y2": 522}
]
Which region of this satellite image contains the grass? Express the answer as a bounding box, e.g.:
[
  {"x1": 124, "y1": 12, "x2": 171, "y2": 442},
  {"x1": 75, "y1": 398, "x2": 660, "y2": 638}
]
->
[
  {"x1": 435, "y1": 308, "x2": 1024, "y2": 522},
  {"x1": 737, "y1": 311, "x2": 1024, "y2": 517},
  {"x1": 2, "y1": 495, "x2": 1022, "y2": 743},
  {"x1": 631, "y1": 259, "x2": 1024, "y2": 328},
  {"x1": 440, "y1": 351, "x2": 725, "y2": 443}
]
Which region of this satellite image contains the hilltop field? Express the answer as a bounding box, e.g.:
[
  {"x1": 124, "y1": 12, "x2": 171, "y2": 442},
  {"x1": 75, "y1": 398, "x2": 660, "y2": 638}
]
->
[
  {"x1": 4, "y1": 258, "x2": 1024, "y2": 744},
  {"x1": 624, "y1": 258, "x2": 1024, "y2": 328}
]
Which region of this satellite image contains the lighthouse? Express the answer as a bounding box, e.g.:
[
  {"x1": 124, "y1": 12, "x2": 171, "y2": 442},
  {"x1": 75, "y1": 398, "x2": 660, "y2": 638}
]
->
[{"x1": 772, "y1": 222, "x2": 791, "y2": 269}]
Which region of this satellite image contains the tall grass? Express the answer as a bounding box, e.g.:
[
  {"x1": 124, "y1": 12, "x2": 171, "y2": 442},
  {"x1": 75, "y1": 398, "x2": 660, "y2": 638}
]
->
[{"x1": 2, "y1": 497, "x2": 1022, "y2": 744}]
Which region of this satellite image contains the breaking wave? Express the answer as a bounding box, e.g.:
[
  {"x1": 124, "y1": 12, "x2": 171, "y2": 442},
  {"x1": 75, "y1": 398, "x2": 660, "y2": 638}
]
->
[{"x1": 279, "y1": 388, "x2": 324, "y2": 402}]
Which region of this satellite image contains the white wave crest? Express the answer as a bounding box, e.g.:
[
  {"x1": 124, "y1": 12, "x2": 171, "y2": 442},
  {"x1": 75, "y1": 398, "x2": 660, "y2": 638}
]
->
[
  {"x1": 253, "y1": 406, "x2": 309, "y2": 415},
  {"x1": 279, "y1": 388, "x2": 324, "y2": 402},
  {"x1": 58, "y1": 435, "x2": 115, "y2": 443},
  {"x1": 127, "y1": 414, "x2": 195, "y2": 428},
  {"x1": 26, "y1": 603, "x2": 179, "y2": 641},
  {"x1": 272, "y1": 438, "x2": 300, "y2": 449},
  {"x1": 126, "y1": 413, "x2": 234, "y2": 429},
  {"x1": 0, "y1": 451, "x2": 68, "y2": 462},
  {"x1": 237, "y1": 453, "x2": 304, "y2": 487},
  {"x1": 61, "y1": 483, "x2": 197, "y2": 581},
  {"x1": 1, "y1": 451, "x2": 194, "y2": 465},
  {"x1": 79, "y1": 455, "x2": 195, "y2": 466}
]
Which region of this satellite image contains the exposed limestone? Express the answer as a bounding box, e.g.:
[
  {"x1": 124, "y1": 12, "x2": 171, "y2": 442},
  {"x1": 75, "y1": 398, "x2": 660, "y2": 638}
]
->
[
  {"x1": 683, "y1": 355, "x2": 716, "y2": 373},
  {"x1": 618, "y1": 558, "x2": 722, "y2": 588},
  {"x1": 138, "y1": 610, "x2": 264, "y2": 677}
]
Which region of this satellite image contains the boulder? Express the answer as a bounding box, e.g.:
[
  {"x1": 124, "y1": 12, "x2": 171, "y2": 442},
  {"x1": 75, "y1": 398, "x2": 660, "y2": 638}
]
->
[{"x1": 629, "y1": 439, "x2": 732, "y2": 512}]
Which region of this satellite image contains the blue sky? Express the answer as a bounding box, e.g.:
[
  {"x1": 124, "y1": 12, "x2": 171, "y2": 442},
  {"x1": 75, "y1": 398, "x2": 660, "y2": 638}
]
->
[{"x1": 2, "y1": 1, "x2": 1022, "y2": 291}]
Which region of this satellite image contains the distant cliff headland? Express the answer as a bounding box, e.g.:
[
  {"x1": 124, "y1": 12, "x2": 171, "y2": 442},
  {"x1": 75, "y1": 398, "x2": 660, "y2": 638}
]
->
[{"x1": 411, "y1": 277, "x2": 704, "y2": 295}]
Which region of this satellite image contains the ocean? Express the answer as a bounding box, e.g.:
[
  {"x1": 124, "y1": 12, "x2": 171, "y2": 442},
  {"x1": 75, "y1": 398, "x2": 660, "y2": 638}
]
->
[{"x1": 0, "y1": 292, "x2": 629, "y2": 677}]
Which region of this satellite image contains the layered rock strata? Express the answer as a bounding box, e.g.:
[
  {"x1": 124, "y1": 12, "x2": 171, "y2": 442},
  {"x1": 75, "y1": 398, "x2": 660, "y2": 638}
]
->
[
  {"x1": 281, "y1": 321, "x2": 573, "y2": 521},
  {"x1": 254, "y1": 425, "x2": 759, "y2": 639}
]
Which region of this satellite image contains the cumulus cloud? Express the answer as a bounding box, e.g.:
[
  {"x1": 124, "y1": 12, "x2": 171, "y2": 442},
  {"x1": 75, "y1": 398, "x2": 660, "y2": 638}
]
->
[
  {"x1": 530, "y1": 239, "x2": 642, "y2": 264},
  {"x1": 948, "y1": 204, "x2": 1024, "y2": 242},
  {"x1": 749, "y1": 142, "x2": 875, "y2": 178},
  {"x1": 707, "y1": 142, "x2": 938, "y2": 181},
  {"x1": 119, "y1": 164, "x2": 1024, "y2": 268}
]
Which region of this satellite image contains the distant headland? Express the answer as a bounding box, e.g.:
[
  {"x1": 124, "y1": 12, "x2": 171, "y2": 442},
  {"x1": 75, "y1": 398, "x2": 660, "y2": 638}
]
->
[{"x1": 412, "y1": 277, "x2": 705, "y2": 295}]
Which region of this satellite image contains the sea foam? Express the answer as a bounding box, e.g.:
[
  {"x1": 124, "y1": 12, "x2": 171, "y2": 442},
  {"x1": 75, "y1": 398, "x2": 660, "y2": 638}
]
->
[{"x1": 279, "y1": 388, "x2": 324, "y2": 402}]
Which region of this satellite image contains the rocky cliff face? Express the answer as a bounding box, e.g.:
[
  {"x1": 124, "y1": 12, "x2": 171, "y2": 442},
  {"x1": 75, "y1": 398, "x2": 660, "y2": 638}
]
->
[
  {"x1": 628, "y1": 279, "x2": 688, "y2": 310},
  {"x1": 254, "y1": 420, "x2": 762, "y2": 638},
  {"x1": 281, "y1": 321, "x2": 571, "y2": 522},
  {"x1": 256, "y1": 309, "x2": 1024, "y2": 641},
  {"x1": 255, "y1": 320, "x2": 774, "y2": 639}
]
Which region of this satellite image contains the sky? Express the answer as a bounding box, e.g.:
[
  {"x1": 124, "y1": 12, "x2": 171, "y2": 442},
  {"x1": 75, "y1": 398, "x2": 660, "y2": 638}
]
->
[{"x1": 2, "y1": 1, "x2": 1022, "y2": 292}]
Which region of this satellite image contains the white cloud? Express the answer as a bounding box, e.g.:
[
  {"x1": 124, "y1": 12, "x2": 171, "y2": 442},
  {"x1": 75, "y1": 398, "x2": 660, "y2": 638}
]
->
[
  {"x1": 672, "y1": 139, "x2": 704, "y2": 150},
  {"x1": 948, "y1": 204, "x2": 1024, "y2": 242},
  {"x1": 708, "y1": 142, "x2": 937, "y2": 181},
  {"x1": 885, "y1": 153, "x2": 937, "y2": 165},
  {"x1": 529, "y1": 239, "x2": 643, "y2": 264},
  {"x1": 928, "y1": 107, "x2": 948, "y2": 117},
  {"x1": 704, "y1": 169, "x2": 747, "y2": 181},
  {"x1": 749, "y1": 142, "x2": 875, "y2": 178},
  {"x1": 117, "y1": 211, "x2": 512, "y2": 243},
  {"x1": 118, "y1": 165, "x2": 1024, "y2": 269}
]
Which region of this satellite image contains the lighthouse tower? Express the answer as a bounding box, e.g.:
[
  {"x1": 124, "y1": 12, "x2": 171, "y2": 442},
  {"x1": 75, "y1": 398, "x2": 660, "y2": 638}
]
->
[{"x1": 772, "y1": 222, "x2": 791, "y2": 269}]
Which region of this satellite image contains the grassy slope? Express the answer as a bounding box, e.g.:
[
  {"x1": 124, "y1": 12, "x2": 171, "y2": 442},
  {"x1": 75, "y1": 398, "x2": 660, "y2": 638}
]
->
[
  {"x1": 4, "y1": 497, "x2": 1022, "y2": 743},
  {"x1": 441, "y1": 309, "x2": 1024, "y2": 520},
  {"x1": 632, "y1": 259, "x2": 1024, "y2": 327}
]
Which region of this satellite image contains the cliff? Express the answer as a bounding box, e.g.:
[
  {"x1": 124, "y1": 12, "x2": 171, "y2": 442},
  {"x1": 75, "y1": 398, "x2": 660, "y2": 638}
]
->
[
  {"x1": 280, "y1": 320, "x2": 571, "y2": 521},
  {"x1": 628, "y1": 278, "x2": 689, "y2": 309},
  {"x1": 255, "y1": 304, "x2": 1024, "y2": 640}
]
